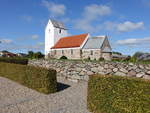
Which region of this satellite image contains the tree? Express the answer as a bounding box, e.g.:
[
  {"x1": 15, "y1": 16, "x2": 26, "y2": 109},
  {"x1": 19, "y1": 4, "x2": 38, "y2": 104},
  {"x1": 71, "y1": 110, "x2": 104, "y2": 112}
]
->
[
  {"x1": 28, "y1": 51, "x2": 34, "y2": 59},
  {"x1": 112, "y1": 51, "x2": 122, "y2": 55},
  {"x1": 27, "y1": 51, "x2": 44, "y2": 59},
  {"x1": 132, "y1": 52, "x2": 143, "y2": 58}
]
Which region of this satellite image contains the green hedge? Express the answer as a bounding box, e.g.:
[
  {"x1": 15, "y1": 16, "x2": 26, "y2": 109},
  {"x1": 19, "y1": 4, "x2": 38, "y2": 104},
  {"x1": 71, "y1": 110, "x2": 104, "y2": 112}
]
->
[
  {"x1": 0, "y1": 57, "x2": 28, "y2": 65},
  {"x1": 88, "y1": 75, "x2": 150, "y2": 113},
  {"x1": 0, "y1": 62, "x2": 57, "y2": 94}
]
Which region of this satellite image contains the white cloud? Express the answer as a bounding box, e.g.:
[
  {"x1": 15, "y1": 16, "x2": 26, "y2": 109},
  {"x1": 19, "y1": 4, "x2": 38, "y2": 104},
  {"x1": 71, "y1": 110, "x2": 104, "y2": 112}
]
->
[
  {"x1": 0, "y1": 39, "x2": 12, "y2": 44},
  {"x1": 0, "y1": 42, "x2": 44, "y2": 52},
  {"x1": 16, "y1": 34, "x2": 39, "y2": 41},
  {"x1": 31, "y1": 35, "x2": 39, "y2": 39},
  {"x1": 37, "y1": 42, "x2": 44, "y2": 46},
  {"x1": 84, "y1": 4, "x2": 111, "y2": 19},
  {"x1": 42, "y1": 0, "x2": 66, "y2": 17},
  {"x1": 74, "y1": 4, "x2": 111, "y2": 32},
  {"x1": 22, "y1": 15, "x2": 32, "y2": 22},
  {"x1": 104, "y1": 21, "x2": 117, "y2": 31},
  {"x1": 116, "y1": 21, "x2": 144, "y2": 32},
  {"x1": 116, "y1": 37, "x2": 150, "y2": 46},
  {"x1": 103, "y1": 21, "x2": 144, "y2": 32}
]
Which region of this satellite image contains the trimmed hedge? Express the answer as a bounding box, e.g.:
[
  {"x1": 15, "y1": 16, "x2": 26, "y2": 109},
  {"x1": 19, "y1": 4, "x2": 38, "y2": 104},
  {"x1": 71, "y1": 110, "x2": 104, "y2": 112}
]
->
[
  {"x1": 0, "y1": 57, "x2": 28, "y2": 65},
  {"x1": 88, "y1": 75, "x2": 150, "y2": 113},
  {"x1": 0, "y1": 62, "x2": 57, "y2": 94}
]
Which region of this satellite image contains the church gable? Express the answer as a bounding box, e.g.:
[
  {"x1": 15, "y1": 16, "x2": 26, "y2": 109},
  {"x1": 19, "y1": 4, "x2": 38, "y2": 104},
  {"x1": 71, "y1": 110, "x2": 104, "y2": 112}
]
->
[
  {"x1": 82, "y1": 36, "x2": 106, "y2": 49},
  {"x1": 101, "y1": 36, "x2": 112, "y2": 52}
]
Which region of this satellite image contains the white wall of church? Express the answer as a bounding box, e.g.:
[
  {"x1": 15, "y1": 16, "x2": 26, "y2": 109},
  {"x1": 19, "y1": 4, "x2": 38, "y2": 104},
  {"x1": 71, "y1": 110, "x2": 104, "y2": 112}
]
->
[
  {"x1": 54, "y1": 27, "x2": 67, "y2": 44},
  {"x1": 45, "y1": 19, "x2": 68, "y2": 58},
  {"x1": 45, "y1": 20, "x2": 54, "y2": 56}
]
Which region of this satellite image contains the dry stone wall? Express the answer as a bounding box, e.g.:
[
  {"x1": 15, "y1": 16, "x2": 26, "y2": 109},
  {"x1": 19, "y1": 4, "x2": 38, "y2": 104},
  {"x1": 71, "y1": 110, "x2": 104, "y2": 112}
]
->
[{"x1": 29, "y1": 59, "x2": 150, "y2": 82}]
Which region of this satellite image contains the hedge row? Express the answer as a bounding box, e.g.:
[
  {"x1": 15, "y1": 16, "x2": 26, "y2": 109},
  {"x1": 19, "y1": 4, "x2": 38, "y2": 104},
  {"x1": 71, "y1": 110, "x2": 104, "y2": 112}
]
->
[
  {"x1": 88, "y1": 75, "x2": 150, "y2": 113},
  {"x1": 0, "y1": 62, "x2": 57, "y2": 94},
  {"x1": 0, "y1": 57, "x2": 28, "y2": 65}
]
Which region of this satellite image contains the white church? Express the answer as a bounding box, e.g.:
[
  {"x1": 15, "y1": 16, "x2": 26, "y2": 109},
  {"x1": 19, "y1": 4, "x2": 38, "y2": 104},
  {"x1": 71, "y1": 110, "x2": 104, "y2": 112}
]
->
[{"x1": 45, "y1": 19, "x2": 112, "y2": 60}]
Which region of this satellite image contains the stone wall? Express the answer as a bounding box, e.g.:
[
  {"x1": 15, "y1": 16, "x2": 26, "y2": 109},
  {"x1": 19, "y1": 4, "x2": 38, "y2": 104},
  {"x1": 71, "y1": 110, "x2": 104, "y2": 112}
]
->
[{"x1": 28, "y1": 59, "x2": 150, "y2": 82}]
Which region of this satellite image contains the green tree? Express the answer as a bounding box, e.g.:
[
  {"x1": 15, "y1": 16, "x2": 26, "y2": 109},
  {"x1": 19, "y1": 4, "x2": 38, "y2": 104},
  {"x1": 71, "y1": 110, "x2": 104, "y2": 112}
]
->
[
  {"x1": 28, "y1": 51, "x2": 34, "y2": 59},
  {"x1": 33, "y1": 52, "x2": 44, "y2": 59},
  {"x1": 28, "y1": 51, "x2": 44, "y2": 59}
]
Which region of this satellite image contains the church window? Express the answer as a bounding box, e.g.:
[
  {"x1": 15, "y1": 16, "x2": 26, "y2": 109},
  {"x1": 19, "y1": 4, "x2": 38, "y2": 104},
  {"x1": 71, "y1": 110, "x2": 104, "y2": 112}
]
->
[
  {"x1": 62, "y1": 50, "x2": 64, "y2": 54},
  {"x1": 54, "y1": 50, "x2": 56, "y2": 55},
  {"x1": 91, "y1": 50, "x2": 93, "y2": 55},
  {"x1": 71, "y1": 49, "x2": 73, "y2": 55},
  {"x1": 59, "y1": 29, "x2": 61, "y2": 33},
  {"x1": 49, "y1": 29, "x2": 50, "y2": 33},
  {"x1": 80, "y1": 50, "x2": 82, "y2": 55}
]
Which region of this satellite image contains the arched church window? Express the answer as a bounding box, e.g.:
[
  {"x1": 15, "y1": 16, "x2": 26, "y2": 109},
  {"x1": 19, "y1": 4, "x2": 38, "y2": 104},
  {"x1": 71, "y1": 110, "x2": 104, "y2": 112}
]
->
[
  {"x1": 80, "y1": 50, "x2": 82, "y2": 55},
  {"x1": 91, "y1": 50, "x2": 93, "y2": 55},
  {"x1": 54, "y1": 50, "x2": 56, "y2": 55},
  {"x1": 71, "y1": 49, "x2": 73, "y2": 55},
  {"x1": 62, "y1": 50, "x2": 64, "y2": 54}
]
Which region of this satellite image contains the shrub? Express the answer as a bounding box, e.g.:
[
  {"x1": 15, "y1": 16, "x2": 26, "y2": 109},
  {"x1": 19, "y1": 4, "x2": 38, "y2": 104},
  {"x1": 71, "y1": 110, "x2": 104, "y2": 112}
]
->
[
  {"x1": 27, "y1": 51, "x2": 44, "y2": 59},
  {"x1": 88, "y1": 75, "x2": 150, "y2": 113},
  {"x1": 60, "y1": 56, "x2": 68, "y2": 59},
  {"x1": 129, "y1": 56, "x2": 137, "y2": 63},
  {"x1": 0, "y1": 62, "x2": 57, "y2": 94},
  {"x1": 0, "y1": 57, "x2": 28, "y2": 65},
  {"x1": 99, "y1": 57, "x2": 104, "y2": 61}
]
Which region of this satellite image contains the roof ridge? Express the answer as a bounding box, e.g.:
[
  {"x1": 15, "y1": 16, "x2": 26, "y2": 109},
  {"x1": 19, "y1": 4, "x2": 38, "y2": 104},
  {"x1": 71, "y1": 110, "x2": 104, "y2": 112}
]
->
[{"x1": 61, "y1": 33, "x2": 88, "y2": 39}]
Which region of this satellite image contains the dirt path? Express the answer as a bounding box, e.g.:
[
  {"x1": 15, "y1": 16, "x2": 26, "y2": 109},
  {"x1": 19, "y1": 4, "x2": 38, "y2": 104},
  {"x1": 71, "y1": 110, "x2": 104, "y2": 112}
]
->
[{"x1": 0, "y1": 77, "x2": 91, "y2": 113}]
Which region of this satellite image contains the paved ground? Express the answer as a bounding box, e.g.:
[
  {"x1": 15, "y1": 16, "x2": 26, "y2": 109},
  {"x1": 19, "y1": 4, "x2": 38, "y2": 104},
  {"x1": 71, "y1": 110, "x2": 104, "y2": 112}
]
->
[{"x1": 0, "y1": 77, "x2": 91, "y2": 113}]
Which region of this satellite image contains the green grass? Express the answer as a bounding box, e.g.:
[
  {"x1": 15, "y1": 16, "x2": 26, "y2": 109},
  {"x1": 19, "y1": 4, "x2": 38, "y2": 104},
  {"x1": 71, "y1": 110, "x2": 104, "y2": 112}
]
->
[
  {"x1": 88, "y1": 75, "x2": 150, "y2": 113},
  {"x1": 0, "y1": 62, "x2": 57, "y2": 94}
]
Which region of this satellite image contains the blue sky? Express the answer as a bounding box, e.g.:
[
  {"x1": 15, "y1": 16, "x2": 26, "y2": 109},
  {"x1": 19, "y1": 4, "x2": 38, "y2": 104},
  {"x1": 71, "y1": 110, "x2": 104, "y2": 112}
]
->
[{"x1": 0, "y1": 0, "x2": 150, "y2": 55}]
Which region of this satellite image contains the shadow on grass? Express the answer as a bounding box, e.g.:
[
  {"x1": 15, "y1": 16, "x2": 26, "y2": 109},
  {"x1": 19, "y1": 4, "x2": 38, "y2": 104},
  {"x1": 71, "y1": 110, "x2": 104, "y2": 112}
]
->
[{"x1": 57, "y1": 82, "x2": 70, "y2": 92}]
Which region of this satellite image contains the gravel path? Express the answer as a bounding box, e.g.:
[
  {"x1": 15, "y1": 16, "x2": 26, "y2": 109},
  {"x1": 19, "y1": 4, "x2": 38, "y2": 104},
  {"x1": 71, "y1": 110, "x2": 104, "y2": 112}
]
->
[{"x1": 0, "y1": 77, "x2": 91, "y2": 113}]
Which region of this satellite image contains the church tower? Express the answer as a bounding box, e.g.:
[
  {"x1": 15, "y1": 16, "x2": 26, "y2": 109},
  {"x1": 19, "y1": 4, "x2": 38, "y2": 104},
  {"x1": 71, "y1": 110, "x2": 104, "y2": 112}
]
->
[{"x1": 45, "y1": 19, "x2": 68, "y2": 58}]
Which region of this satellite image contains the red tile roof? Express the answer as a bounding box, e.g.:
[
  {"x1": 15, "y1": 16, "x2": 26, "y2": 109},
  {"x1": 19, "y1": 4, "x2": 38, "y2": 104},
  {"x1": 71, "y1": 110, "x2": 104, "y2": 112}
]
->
[{"x1": 51, "y1": 33, "x2": 88, "y2": 49}]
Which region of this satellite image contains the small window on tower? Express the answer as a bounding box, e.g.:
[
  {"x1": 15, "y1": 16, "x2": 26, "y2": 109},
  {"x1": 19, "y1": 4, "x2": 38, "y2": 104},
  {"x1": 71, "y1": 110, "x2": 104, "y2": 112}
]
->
[
  {"x1": 59, "y1": 29, "x2": 61, "y2": 33},
  {"x1": 49, "y1": 29, "x2": 50, "y2": 33}
]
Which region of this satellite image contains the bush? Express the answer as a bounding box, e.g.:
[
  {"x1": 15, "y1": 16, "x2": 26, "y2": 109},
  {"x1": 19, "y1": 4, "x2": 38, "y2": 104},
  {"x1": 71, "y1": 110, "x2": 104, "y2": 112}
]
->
[
  {"x1": 129, "y1": 56, "x2": 137, "y2": 63},
  {"x1": 0, "y1": 57, "x2": 28, "y2": 65},
  {"x1": 27, "y1": 51, "x2": 44, "y2": 59},
  {"x1": 88, "y1": 75, "x2": 150, "y2": 113},
  {"x1": 0, "y1": 62, "x2": 57, "y2": 94},
  {"x1": 60, "y1": 56, "x2": 68, "y2": 59},
  {"x1": 99, "y1": 57, "x2": 104, "y2": 61}
]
